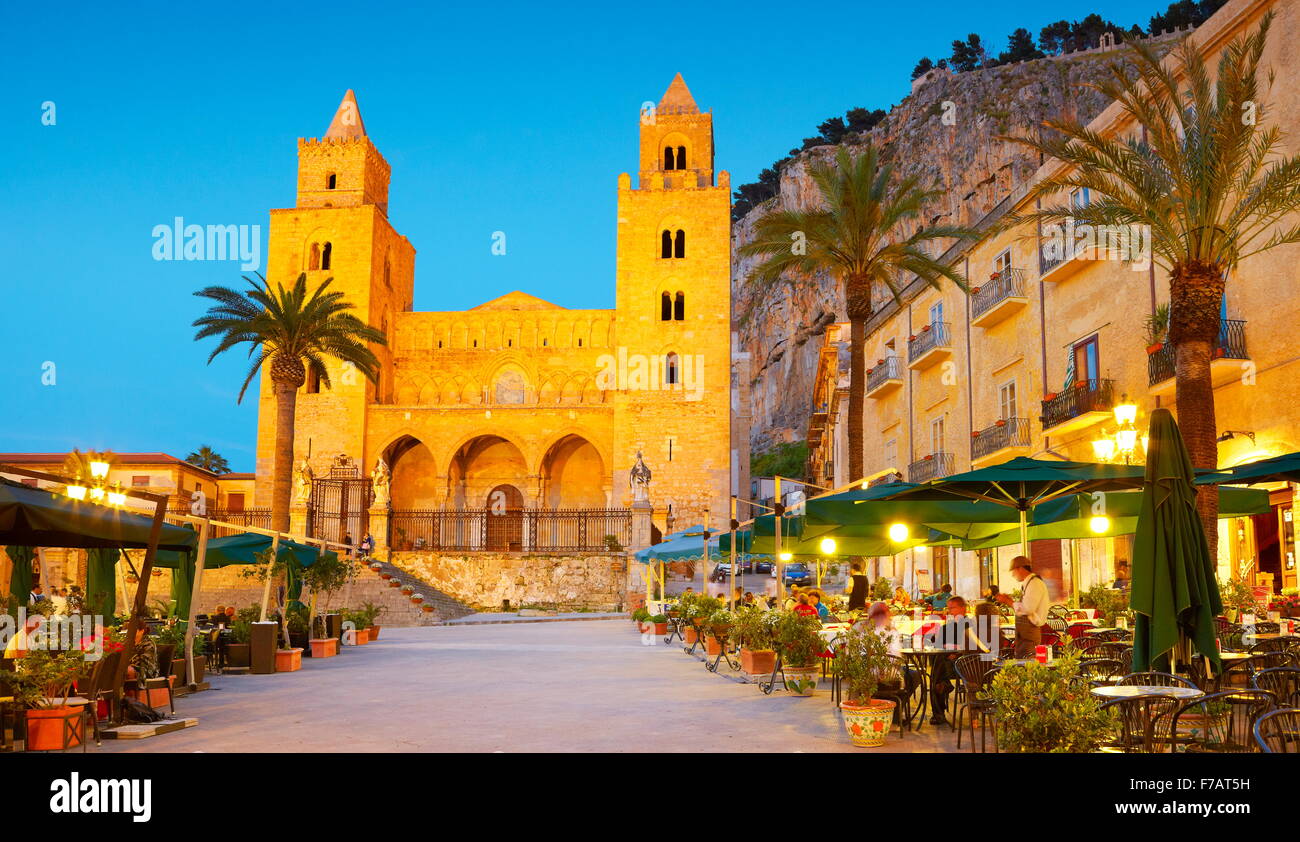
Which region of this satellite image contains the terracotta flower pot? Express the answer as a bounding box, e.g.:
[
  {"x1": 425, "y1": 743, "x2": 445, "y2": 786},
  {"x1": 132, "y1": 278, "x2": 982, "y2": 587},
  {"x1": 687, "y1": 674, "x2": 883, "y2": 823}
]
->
[
  {"x1": 275, "y1": 648, "x2": 303, "y2": 672},
  {"x1": 309, "y1": 638, "x2": 338, "y2": 658},
  {"x1": 706, "y1": 635, "x2": 724, "y2": 656},
  {"x1": 841, "y1": 699, "x2": 896, "y2": 747},
  {"x1": 380, "y1": 572, "x2": 392, "y2": 580},
  {"x1": 1146, "y1": 343, "x2": 1164, "y2": 355},
  {"x1": 654, "y1": 622, "x2": 668, "y2": 635},
  {"x1": 740, "y1": 648, "x2": 776, "y2": 675},
  {"x1": 369, "y1": 626, "x2": 380, "y2": 640},
  {"x1": 352, "y1": 628, "x2": 370, "y2": 645},
  {"x1": 26, "y1": 707, "x2": 84, "y2": 751},
  {"x1": 421, "y1": 604, "x2": 435, "y2": 613},
  {"x1": 684, "y1": 627, "x2": 699, "y2": 645}
]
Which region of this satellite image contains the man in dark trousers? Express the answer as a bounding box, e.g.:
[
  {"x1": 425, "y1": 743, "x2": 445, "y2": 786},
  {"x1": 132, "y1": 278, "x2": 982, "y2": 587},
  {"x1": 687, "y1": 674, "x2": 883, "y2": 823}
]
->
[{"x1": 997, "y1": 556, "x2": 1049, "y2": 658}]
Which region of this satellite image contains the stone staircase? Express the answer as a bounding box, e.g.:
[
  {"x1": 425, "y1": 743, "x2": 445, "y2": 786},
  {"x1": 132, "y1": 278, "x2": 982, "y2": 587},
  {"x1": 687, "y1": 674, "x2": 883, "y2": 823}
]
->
[{"x1": 345, "y1": 556, "x2": 476, "y2": 626}]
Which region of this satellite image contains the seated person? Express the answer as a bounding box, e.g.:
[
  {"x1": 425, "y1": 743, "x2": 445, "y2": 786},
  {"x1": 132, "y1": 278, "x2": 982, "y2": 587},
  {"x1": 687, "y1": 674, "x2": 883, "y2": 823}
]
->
[
  {"x1": 741, "y1": 592, "x2": 758, "y2": 608},
  {"x1": 792, "y1": 592, "x2": 820, "y2": 619},
  {"x1": 125, "y1": 626, "x2": 159, "y2": 687},
  {"x1": 893, "y1": 586, "x2": 912, "y2": 608},
  {"x1": 926, "y1": 584, "x2": 954, "y2": 611},
  {"x1": 926, "y1": 597, "x2": 982, "y2": 725},
  {"x1": 1112, "y1": 560, "x2": 1131, "y2": 591},
  {"x1": 808, "y1": 589, "x2": 831, "y2": 621}
]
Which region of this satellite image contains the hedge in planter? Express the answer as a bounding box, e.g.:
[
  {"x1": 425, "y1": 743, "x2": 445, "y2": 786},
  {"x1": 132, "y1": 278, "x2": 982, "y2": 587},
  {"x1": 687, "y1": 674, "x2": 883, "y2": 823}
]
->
[
  {"x1": 984, "y1": 650, "x2": 1118, "y2": 752},
  {"x1": 734, "y1": 608, "x2": 781, "y2": 675},
  {"x1": 774, "y1": 611, "x2": 825, "y2": 695}
]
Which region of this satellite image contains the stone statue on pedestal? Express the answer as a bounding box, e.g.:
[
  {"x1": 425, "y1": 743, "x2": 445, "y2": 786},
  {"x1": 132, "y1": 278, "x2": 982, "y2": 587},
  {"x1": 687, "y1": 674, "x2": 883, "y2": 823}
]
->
[
  {"x1": 629, "y1": 451, "x2": 652, "y2": 503},
  {"x1": 293, "y1": 458, "x2": 314, "y2": 504},
  {"x1": 371, "y1": 457, "x2": 391, "y2": 507}
]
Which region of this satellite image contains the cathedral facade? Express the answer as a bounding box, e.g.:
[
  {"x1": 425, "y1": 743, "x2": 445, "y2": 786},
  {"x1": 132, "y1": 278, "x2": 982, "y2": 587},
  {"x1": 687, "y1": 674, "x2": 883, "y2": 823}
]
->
[{"x1": 254, "y1": 76, "x2": 733, "y2": 536}]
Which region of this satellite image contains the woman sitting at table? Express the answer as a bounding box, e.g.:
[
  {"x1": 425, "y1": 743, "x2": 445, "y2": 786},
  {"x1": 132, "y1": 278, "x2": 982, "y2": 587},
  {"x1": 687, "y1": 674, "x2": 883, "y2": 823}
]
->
[
  {"x1": 893, "y1": 586, "x2": 912, "y2": 608},
  {"x1": 125, "y1": 625, "x2": 159, "y2": 687},
  {"x1": 792, "y1": 592, "x2": 819, "y2": 619}
]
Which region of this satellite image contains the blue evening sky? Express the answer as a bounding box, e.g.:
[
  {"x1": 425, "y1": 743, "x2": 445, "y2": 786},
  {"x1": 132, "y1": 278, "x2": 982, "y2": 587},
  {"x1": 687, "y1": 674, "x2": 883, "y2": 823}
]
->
[{"x1": 1, "y1": 0, "x2": 1166, "y2": 470}]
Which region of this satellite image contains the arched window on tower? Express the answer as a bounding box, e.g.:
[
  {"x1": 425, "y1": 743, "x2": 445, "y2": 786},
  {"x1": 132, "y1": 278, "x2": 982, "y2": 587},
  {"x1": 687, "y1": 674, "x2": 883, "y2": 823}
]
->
[
  {"x1": 326, "y1": 173, "x2": 337, "y2": 190},
  {"x1": 664, "y1": 352, "x2": 680, "y2": 387},
  {"x1": 309, "y1": 243, "x2": 321, "y2": 271},
  {"x1": 661, "y1": 230, "x2": 673, "y2": 259},
  {"x1": 677, "y1": 146, "x2": 686, "y2": 169},
  {"x1": 321, "y1": 242, "x2": 333, "y2": 271},
  {"x1": 674, "y1": 229, "x2": 685, "y2": 259},
  {"x1": 660, "y1": 291, "x2": 672, "y2": 321},
  {"x1": 663, "y1": 146, "x2": 675, "y2": 170},
  {"x1": 674, "y1": 292, "x2": 685, "y2": 321}
]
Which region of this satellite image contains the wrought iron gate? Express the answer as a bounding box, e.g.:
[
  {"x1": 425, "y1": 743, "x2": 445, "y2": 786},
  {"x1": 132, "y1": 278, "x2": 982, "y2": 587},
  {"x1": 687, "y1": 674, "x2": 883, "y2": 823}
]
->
[{"x1": 308, "y1": 478, "x2": 371, "y2": 545}]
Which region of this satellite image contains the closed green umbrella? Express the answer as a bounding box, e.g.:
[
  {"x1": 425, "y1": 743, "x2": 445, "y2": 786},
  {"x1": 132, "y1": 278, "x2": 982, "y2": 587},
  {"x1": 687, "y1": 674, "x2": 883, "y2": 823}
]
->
[
  {"x1": 6, "y1": 545, "x2": 35, "y2": 607},
  {"x1": 85, "y1": 547, "x2": 120, "y2": 617},
  {"x1": 1131, "y1": 408, "x2": 1223, "y2": 676}
]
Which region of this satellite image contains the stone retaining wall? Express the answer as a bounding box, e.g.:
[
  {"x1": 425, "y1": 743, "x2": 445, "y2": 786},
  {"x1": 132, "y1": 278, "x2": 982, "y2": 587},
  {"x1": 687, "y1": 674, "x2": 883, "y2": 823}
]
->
[{"x1": 387, "y1": 551, "x2": 629, "y2": 612}]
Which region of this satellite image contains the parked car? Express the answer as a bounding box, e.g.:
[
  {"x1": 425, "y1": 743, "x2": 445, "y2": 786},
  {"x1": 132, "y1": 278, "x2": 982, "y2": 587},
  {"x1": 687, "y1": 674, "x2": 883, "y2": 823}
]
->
[
  {"x1": 713, "y1": 559, "x2": 753, "y2": 576},
  {"x1": 782, "y1": 563, "x2": 812, "y2": 586},
  {"x1": 753, "y1": 560, "x2": 774, "y2": 575}
]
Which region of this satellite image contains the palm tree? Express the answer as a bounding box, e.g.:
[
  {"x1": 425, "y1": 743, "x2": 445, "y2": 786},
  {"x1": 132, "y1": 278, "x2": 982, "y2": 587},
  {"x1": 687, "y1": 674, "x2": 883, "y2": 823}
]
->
[
  {"x1": 738, "y1": 145, "x2": 973, "y2": 482},
  {"x1": 1003, "y1": 13, "x2": 1300, "y2": 555},
  {"x1": 185, "y1": 446, "x2": 231, "y2": 475},
  {"x1": 193, "y1": 272, "x2": 386, "y2": 532}
]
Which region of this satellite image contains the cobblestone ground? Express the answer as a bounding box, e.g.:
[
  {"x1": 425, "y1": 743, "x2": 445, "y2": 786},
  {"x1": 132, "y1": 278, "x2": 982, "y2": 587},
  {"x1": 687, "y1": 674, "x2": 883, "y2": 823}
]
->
[{"x1": 95, "y1": 621, "x2": 966, "y2": 753}]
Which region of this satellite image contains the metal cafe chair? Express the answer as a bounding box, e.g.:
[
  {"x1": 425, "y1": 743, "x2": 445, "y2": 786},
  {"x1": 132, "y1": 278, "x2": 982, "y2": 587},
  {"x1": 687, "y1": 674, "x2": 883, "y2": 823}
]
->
[
  {"x1": 1118, "y1": 671, "x2": 1199, "y2": 689},
  {"x1": 953, "y1": 655, "x2": 999, "y2": 752},
  {"x1": 1101, "y1": 694, "x2": 1180, "y2": 753},
  {"x1": 1078, "y1": 658, "x2": 1126, "y2": 687},
  {"x1": 1169, "y1": 690, "x2": 1275, "y2": 753},
  {"x1": 1252, "y1": 666, "x2": 1300, "y2": 706},
  {"x1": 1254, "y1": 708, "x2": 1300, "y2": 753}
]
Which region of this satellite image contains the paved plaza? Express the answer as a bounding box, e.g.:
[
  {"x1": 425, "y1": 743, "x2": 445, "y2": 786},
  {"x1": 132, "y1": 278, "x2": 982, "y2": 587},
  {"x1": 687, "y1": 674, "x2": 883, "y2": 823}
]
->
[{"x1": 99, "y1": 620, "x2": 963, "y2": 753}]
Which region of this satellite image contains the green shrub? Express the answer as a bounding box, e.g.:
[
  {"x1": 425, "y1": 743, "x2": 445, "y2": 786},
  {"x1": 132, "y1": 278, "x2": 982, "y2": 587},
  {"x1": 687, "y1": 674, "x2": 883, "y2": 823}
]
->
[{"x1": 983, "y1": 651, "x2": 1117, "y2": 753}]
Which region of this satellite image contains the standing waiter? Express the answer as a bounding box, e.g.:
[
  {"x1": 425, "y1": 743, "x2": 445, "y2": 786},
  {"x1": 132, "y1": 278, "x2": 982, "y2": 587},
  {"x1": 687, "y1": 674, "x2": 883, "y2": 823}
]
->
[{"x1": 996, "y1": 556, "x2": 1049, "y2": 657}]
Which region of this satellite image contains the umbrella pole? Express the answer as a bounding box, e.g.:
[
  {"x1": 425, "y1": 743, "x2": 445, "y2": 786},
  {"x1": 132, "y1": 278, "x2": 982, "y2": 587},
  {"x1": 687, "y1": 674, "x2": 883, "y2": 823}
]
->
[
  {"x1": 259, "y1": 534, "x2": 280, "y2": 622},
  {"x1": 1019, "y1": 507, "x2": 1028, "y2": 558},
  {"x1": 183, "y1": 518, "x2": 210, "y2": 690},
  {"x1": 729, "y1": 496, "x2": 737, "y2": 609},
  {"x1": 774, "y1": 477, "x2": 782, "y2": 604}
]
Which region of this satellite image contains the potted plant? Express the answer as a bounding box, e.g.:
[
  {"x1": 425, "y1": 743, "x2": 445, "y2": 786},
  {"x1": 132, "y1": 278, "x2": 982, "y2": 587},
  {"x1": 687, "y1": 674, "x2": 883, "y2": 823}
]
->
[
  {"x1": 345, "y1": 609, "x2": 371, "y2": 645},
  {"x1": 275, "y1": 643, "x2": 303, "y2": 672},
  {"x1": 734, "y1": 608, "x2": 780, "y2": 675},
  {"x1": 6, "y1": 649, "x2": 88, "y2": 751},
  {"x1": 705, "y1": 609, "x2": 735, "y2": 657},
  {"x1": 303, "y1": 551, "x2": 352, "y2": 659},
  {"x1": 227, "y1": 616, "x2": 253, "y2": 667},
  {"x1": 421, "y1": 604, "x2": 435, "y2": 613},
  {"x1": 1217, "y1": 577, "x2": 1257, "y2": 623},
  {"x1": 631, "y1": 606, "x2": 651, "y2": 632},
  {"x1": 361, "y1": 601, "x2": 384, "y2": 639},
  {"x1": 1144, "y1": 303, "x2": 1170, "y2": 354},
  {"x1": 836, "y1": 626, "x2": 897, "y2": 746},
  {"x1": 649, "y1": 614, "x2": 669, "y2": 636},
  {"x1": 984, "y1": 651, "x2": 1118, "y2": 752},
  {"x1": 775, "y1": 611, "x2": 824, "y2": 695}
]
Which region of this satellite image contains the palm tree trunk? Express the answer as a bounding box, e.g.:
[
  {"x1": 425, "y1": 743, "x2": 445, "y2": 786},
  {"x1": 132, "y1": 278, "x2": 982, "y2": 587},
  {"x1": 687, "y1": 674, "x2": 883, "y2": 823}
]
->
[
  {"x1": 1169, "y1": 261, "x2": 1225, "y2": 563},
  {"x1": 847, "y1": 315, "x2": 866, "y2": 482},
  {"x1": 271, "y1": 380, "x2": 298, "y2": 533}
]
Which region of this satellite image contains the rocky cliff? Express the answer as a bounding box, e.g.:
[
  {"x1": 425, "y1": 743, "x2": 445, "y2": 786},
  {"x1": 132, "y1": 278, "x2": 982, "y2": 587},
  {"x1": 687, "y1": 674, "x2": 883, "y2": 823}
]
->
[{"x1": 733, "y1": 42, "x2": 1174, "y2": 457}]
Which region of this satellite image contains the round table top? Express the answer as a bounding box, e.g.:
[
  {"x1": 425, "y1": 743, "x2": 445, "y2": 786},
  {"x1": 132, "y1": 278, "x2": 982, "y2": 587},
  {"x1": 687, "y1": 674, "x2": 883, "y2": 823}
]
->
[
  {"x1": 996, "y1": 658, "x2": 1061, "y2": 668},
  {"x1": 1091, "y1": 685, "x2": 1203, "y2": 700},
  {"x1": 1218, "y1": 651, "x2": 1252, "y2": 661},
  {"x1": 1084, "y1": 627, "x2": 1123, "y2": 635},
  {"x1": 1242, "y1": 632, "x2": 1298, "y2": 641}
]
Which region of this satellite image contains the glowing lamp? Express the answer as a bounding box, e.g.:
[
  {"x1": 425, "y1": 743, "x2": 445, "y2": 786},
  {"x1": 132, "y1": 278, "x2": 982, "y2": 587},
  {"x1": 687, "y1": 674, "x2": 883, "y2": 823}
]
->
[
  {"x1": 888, "y1": 522, "x2": 910, "y2": 543},
  {"x1": 66, "y1": 485, "x2": 87, "y2": 500},
  {"x1": 1091, "y1": 437, "x2": 1116, "y2": 461},
  {"x1": 779, "y1": 551, "x2": 793, "y2": 562},
  {"x1": 1089, "y1": 515, "x2": 1111, "y2": 534},
  {"x1": 107, "y1": 490, "x2": 127, "y2": 506},
  {"x1": 819, "y1": 537, "x2": 837, "y2": 555},
  {"x1": 89, "y1": 460, "x2": 110, "y2": 479},
  {"x1": 88, "y1": 486, "x2": 106, "y2": 502},
  {"x1": 1116, "y1": 428, "x2": 1138, "y2": 453},
  {"x1": 1113, "y1": 400, "x2": 1138, "y2": 426}
]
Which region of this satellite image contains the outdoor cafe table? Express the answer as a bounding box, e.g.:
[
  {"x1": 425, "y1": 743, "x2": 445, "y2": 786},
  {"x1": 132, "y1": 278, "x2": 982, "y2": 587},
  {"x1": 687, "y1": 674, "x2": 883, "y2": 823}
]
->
[
  {"x1": 1084, "y1": 627, "x2": 1123, "y2": 636},
  {"x1": 1090, "y1": 685, "x2": 1203, "y2": 701},
  {"x1": 995, "y1": 658, "x2": 1062, "y2": 668},
  {"x1": 1242, "y1": 632, "x2": 1300, "y2": 643},
  {"x1": 900, "y1": 646, "x2": 960, "y2": 729}
]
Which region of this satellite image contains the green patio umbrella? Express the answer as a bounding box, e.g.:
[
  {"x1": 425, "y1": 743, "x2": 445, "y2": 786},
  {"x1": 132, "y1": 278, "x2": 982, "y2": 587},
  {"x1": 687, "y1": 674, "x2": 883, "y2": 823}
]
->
[
  {"x1": 959, "y1": 486, "x2": 1269, "y2": 549},
  {"x1": 6, "y1": 545, "x2": 35, "y2": 607},
  {"x1": 878, "y1": 456, "x2": 1148, "y2": 555},
  {"x1": 1131, "y1": 409, "x2": 1223, "y2": 676},
  {"x1": 0, "y1": 479, "x2": 199, "y2": 551},
  {"x1": 1197, "y1": 450, "x2": 1300, "y2": 485},
  {"x1": 85, "y1": 547, "x2": 120, "y2": 617}
]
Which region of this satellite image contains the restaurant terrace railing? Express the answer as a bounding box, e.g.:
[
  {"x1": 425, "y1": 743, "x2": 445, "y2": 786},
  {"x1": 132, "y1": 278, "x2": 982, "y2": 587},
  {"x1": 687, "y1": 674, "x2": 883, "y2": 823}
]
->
[
  {"x1": 1147, "y1": 319, "x2": 1249, "y2": 386},
  {"x1": 908, "y1": 452, "x2": 954, "y2": 483},
  {"x1": 388, "y1": 508, "x2": 633, "y2": 554},
  {"x1": 166, "y1": 504, "x2": 272, "y2": 539},
  {"x1": 866, "y1": 356, "x2": 902, "y2": 392},
  {"x1": 971, "y1": 417, "x2": 1031, "y2": 460},
  {"x1": 971, "y1": 268, "x2": 1027, "y2": 321},
  {"x1": 908, "y1": 322, "x2": 951, "y2": 363},
  {"x1": 1040, "y1": 378, "x2": 1115, "y2": 430}
]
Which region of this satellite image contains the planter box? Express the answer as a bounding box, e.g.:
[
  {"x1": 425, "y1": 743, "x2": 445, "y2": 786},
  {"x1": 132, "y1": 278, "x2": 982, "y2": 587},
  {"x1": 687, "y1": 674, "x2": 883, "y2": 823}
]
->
[
  {"x1": 369, "y1": 626, "x2": 380, "y2": 641},
  {"x1": 226, "y1": 643, "x2": 251, "y2": 668},
  {"x1": 741, "y1": 648, "x2": 776, "y2": 675},
  {"x1": 309, "y1": 638, "x2": 339, "y2": 658},
  {"x1": 684, "y1": 627, "x2": 699, "y2": 645},
  {"x1": 126, "y1": 675, "x2": 175, "y2": 709},
  {"x1": 653, "y1": 622, "x2": 668, "y2": 635},
  {"x1": 706, "y1": 635, "x2": 724, "y2": 657},
  {"x1": 250, "y1": 622, "x2": 278, "y2": 675},
  {"x1": 26, "y1": 707, "x2": 85, "y2": 751},
  {"x1": 275, "y1": 648, "x2": 303, "y2": 672},
  {"x1": 350, "y1": 627, "x2": 371, "y2": 645}
]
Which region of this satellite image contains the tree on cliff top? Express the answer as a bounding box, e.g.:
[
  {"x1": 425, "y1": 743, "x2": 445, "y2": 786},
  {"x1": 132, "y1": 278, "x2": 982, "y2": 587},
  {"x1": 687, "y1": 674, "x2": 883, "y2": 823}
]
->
[{"x1": 738, "y1": 146, "x2": 974, "y2": 482}]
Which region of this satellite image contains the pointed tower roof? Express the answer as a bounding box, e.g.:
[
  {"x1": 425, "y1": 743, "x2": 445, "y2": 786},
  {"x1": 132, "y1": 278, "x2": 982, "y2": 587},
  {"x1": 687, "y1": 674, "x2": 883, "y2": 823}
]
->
[
  {"x1": 470, "y1": 290, "x2": 565, "y2": 312},
  {"x1": 658, "y1": 73, "x2": 699, "y2": 113},
  {"x1": 324, "y1": 89, "x2": 367, "y2": 139}
]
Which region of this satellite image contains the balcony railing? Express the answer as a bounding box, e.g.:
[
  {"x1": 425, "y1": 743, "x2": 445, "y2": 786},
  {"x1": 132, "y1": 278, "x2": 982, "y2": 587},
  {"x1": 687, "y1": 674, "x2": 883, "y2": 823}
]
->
[
  {"x1": 866, "y1": 356, "x2": 902, "y2": 392},
  {"x1": 908, "y1": 452, "x2": 954, "y2": 483},
  {"x1": 1147, "y1": 319, "x2": 1249, "y2": 386},
  {"x1": 971, "y1": 269, "x2": 1027, "y2": 321},
  {"x1": 388, "y1": 508, "x2": 632, "y2": 554},
  {"x1": 971, "y1": 417, "x2": 1031, "y2": 460},
  {"x1": 1040, "y1": 379, "x2": 1115, "y2": 430},
  {"x1": 908, "y1": 322, "x2": 951, "y2": 363}
]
